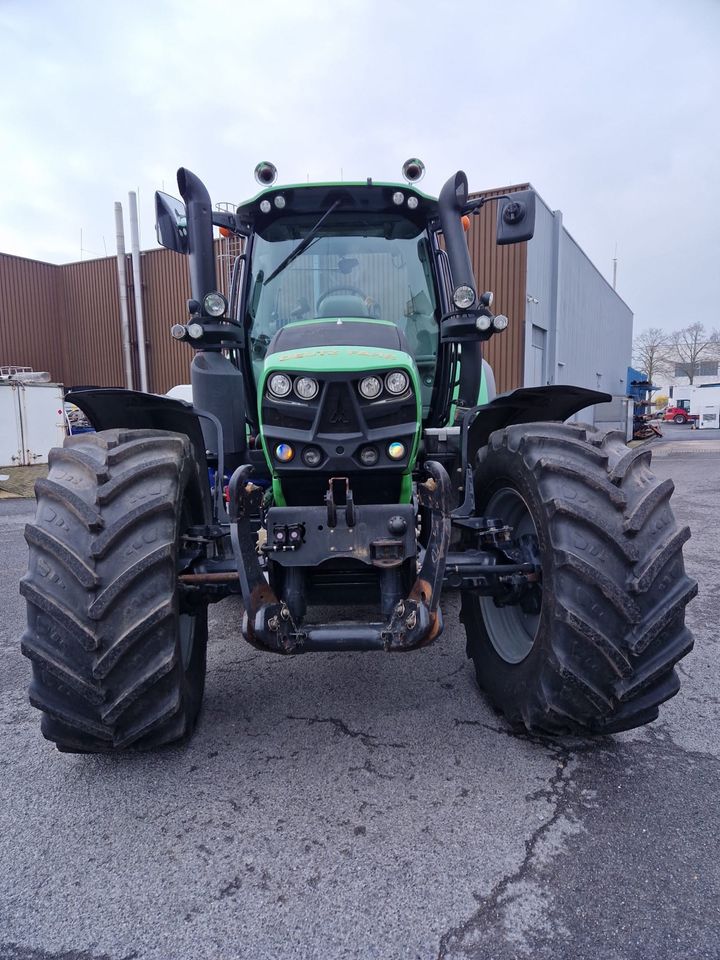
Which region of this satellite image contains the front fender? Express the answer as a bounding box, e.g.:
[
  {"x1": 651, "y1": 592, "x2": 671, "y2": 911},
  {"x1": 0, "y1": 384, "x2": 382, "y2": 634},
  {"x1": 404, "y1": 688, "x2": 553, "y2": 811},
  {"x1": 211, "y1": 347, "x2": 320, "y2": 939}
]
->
[{"x1": 462, "y1": 385, "x2": 612, "y2": 467}]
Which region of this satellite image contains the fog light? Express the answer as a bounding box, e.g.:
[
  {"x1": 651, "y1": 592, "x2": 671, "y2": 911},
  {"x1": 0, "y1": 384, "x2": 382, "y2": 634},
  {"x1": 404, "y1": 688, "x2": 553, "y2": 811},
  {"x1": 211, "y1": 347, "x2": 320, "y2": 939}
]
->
[
  {"x1": 476, "y1": 315, "x2": 492, "y2": 332},
  {"x1": 387, "y1": 442, "x2": 406, "y2": 460},
  {"x1": 359, "y1": 446, "x2": 379, "y2": 466},
  {"x1": 170, "y1": 324, "x2": 186, "y2": 340},
  {"x1": 407, "y1": 195, "x2": 419, "y2": 210},
  {"x1": 274, "y1": 194, "x2": 286, "y2": 209},
  {"x1": 275, "y1": 443, "x2": 294, "y2": 462},
  {"x1": 302, "y1": 446, "x2": 322, "y2": 467},
  {"x1": 493, "y1": 314, "x2": 509, "y2": 331},
  {"x1": 268, "y1": 373, "x2": 292, "y2": 398},
  {"x1": 392, "y1": 191, "x2": 404, "y2": 205},
  {"x1": 187, "y1": 322, "x2": 204, "y2": 339},
  {"x1": 259, "y1": 199, "x2": 272, "y2": 214}
]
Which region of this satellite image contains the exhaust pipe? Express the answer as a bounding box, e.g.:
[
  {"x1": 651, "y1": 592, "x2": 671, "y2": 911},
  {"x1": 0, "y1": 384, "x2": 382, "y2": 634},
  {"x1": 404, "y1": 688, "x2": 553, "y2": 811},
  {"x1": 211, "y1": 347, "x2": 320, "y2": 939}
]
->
[
  {"x1": 177, "y1": 167, "x2": 216, "y2": 309},
  {"x1": 438, "y1": 171, "x2": 476, "y2": 303}
]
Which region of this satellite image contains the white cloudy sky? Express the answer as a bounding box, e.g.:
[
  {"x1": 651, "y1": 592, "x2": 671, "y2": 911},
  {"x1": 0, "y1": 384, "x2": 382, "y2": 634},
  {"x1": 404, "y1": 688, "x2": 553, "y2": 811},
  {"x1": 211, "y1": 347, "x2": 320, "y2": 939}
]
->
[{"x1": 1, "y1": 0, "x2": 718, "y2": 334}]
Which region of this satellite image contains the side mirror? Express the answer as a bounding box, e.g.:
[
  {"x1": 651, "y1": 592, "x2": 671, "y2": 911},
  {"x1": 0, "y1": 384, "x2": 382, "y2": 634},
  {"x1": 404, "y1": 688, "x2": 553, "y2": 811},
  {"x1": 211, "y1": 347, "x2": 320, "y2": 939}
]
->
[
  {"x1": 155, "y1": 191, "x2": 188, "y2": 254},
  {"x1": 496, "y1": 190, "x2": 535, "y2": 245}
]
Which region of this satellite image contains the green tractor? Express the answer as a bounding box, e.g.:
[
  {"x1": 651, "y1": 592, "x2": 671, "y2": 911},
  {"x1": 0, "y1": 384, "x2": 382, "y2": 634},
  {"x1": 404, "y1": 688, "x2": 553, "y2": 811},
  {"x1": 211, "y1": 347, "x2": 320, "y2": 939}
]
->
[{"x1": 21, "y1": 159, "x2": 696, "y2": 752}]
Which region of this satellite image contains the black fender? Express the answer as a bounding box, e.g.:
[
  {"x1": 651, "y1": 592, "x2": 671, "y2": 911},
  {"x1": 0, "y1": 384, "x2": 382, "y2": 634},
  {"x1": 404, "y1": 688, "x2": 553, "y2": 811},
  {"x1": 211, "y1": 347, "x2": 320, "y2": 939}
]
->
[
  {"x1": 65, "y1": 388, "x2": 216, "y2": 517},
  {"x1": 462, "y1": 385, "x2": 612, "y2": 468}
]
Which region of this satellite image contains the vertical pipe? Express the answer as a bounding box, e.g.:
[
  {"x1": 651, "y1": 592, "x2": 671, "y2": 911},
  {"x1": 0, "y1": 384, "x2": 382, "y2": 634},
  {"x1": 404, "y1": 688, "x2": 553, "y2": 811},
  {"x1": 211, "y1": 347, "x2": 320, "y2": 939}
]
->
[
  {"x1": 128, "y1": 191, "x2": 149, "y2": 392},
  {"x1": 114, "y1": 202, "x2": 134, "y2": 390},
  {"x1": 547, "y1": 209, "x2": 563, "y2": 386}
]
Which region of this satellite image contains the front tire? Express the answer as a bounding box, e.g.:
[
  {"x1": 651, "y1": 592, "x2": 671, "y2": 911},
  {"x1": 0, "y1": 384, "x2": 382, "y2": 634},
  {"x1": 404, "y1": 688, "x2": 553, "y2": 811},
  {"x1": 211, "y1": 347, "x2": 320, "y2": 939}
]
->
[
  {"x1": 461, "y1": 423, "x2": 697, "y2": 735},
  {"x1": 673, "y1": 414, "x2": 687, "y2": 424},
  {"x1": 20, "y1": 429, "x2": 209, "y2": 752}
]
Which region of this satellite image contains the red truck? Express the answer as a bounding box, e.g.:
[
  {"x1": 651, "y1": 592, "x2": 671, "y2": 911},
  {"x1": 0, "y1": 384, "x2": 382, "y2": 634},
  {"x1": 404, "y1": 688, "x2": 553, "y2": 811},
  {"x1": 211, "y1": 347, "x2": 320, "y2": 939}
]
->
[{"x1": 662, "y1": 404, "x2": 697, "y2": 424}]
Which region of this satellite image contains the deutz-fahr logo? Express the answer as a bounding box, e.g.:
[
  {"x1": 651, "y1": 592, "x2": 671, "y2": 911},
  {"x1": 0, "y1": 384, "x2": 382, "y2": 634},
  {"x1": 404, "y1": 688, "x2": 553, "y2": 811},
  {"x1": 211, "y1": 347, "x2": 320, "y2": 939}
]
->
[{"x1": 330, "y1": 399, "x2": 350, "y2": 425}]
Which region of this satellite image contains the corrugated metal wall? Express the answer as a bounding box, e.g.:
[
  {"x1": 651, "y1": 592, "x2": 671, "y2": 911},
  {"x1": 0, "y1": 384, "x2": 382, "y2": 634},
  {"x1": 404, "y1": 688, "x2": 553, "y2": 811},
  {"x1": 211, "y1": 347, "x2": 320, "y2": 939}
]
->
[
  {"x1": 0, "y1": 197, "x2": 527, "y2": 395},
  {"x1": 466, "y1": 185, "x2": 529, "y2": 392},
  {"x1": 0, "y1": 254, "x2": 66, "y2": 380},
  {"x1": 524, "y1": 194, "x2": 633, "y2": 426}
]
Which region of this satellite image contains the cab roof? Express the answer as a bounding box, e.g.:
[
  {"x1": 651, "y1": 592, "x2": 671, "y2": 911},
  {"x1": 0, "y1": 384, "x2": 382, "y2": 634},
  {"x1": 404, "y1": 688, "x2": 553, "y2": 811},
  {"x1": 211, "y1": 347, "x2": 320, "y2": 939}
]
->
[{"x1": 234, "y1": 180, "x2": 439, "y2": 232}]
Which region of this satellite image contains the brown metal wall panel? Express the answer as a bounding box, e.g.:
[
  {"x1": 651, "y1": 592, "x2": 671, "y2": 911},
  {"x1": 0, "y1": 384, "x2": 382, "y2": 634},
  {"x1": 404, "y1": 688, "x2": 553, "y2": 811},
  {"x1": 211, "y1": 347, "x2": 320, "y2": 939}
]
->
[
  {"x1": 465, "y1": 185, "x2": 529, "y2": 393},
  {"x1": 58, "y1": 257, "x2": 128, "y2": 388},
  {"x1": 0, "y1": 254, "x2": 66, "y2": 380}
]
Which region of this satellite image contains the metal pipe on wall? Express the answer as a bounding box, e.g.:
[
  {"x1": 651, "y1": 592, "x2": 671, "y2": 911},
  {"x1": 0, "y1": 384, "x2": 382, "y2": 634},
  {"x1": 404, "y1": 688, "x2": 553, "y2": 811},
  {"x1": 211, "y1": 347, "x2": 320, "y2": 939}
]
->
[
  {"x1": 114, "y1": 202, "x2": 134, "y2": 390},
  {"x1": 128, "y1": 192, "x2": 149, "y2": 392}
]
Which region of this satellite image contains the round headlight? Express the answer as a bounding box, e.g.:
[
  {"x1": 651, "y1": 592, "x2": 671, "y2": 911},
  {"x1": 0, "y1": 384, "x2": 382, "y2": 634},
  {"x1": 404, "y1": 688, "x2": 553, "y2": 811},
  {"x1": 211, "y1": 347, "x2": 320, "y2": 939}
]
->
[
  {"x1": 187, "y1": 322, "x2": 204, "y2": 339},
  {"x1": 268, "y1": 373, "x2": 292, "y2": 398},
  {"x1": 259, "y1": 199, "x2": 272, "y2": 214},
  {"x1": 170, "y1": 324, "x2": 186, "y2": 340},
  {"x1": 359, "y1": 446, "x2": 379, "y2": 466},
  {"x1": 453, "y1": 285, "x2": 476, "y2": 309},
  {"x1": 274, "y1": 195, "x2": 286, "y2": 209},
  {"x1": 275, "y1": 443, "x2": 294, "y2": 463},
  {"x1": 294, "y1": 376, "x2": 319, "y2": 400},
  {"x1": 302, "y1": 446, "x2": 323, "y2": 467},
  {"x1": 493, "y1": 314, "x2": 509, "y2": 331},
  {"x1": 385, "y1": 371, "x2": 409, "y2": 395},
  {"x1": 203, "y1": 291, "x2": 227, "y2": 317},
  {"x1": 387, "y1": 442, "x2": 406, "y2": 460},
  {"x1": 406, "y1": 195, "x2": 419, "y2": 210},
  {"x1": 359, "y1": 376, "x2": 383, "y2": 399},
  {"x1": 476, "y1": 315, "x2": 492, "y2": 332},
  {"x1": 392, "y1": 191, "x2": 404, "y2": 206}
]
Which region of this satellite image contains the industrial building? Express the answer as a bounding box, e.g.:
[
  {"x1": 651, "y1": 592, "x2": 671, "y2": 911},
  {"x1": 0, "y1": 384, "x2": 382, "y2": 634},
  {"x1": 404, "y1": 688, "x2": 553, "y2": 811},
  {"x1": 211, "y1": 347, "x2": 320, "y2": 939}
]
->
[{"x1": 0, "y1": 182, "x2": 632, "y2": 427}]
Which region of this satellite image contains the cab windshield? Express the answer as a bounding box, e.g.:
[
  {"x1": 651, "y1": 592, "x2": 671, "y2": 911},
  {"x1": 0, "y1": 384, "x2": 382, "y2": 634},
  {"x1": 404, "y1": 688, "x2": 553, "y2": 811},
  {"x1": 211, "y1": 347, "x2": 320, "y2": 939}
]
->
[{"x1": 245, "y1": 212, "x2": 440, "y2": 413}]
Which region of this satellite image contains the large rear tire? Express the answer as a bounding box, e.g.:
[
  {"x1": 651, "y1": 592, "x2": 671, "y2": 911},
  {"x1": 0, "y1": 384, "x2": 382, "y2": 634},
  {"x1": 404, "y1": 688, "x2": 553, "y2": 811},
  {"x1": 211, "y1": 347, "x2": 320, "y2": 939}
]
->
[
  {"x1": 461, "y1": 423, "x2": 697, "y2": 735},
  {"x1": 20, "y1": 429, "x2": 209, "y2": 752}
]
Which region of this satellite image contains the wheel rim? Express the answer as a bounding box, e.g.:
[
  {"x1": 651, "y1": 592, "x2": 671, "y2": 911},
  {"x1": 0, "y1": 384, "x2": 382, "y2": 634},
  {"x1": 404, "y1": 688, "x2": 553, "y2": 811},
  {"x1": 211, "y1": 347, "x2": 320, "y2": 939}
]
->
[{"x1": 479, "y1": 487, "x2": 541, "y2": 664}]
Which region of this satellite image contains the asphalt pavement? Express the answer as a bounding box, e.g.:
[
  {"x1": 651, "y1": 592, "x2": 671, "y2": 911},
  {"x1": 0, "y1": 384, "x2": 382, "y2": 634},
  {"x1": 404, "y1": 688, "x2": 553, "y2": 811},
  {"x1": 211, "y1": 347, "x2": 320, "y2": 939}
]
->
[{"x1": 0, "y1": 440, "x2": 719, "y2": 960}]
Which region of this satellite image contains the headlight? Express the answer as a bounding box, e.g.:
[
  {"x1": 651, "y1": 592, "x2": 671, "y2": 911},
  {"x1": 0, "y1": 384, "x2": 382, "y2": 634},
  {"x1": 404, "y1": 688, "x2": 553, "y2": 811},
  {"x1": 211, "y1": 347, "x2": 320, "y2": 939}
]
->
[
  {"x1": 387, "y1": 442, "x2": 406, "y2": 460},
  {"x1": 268, "y1": 373, "x2": 292, "y2": 398},
  {"x1": 392, "y1": 191, "x2": 405, "y2": 205},
  {"x1": 493, "y1": 314, "x2": 509, "y2": 331},
  {"x1": 453, "y1": 285, "x2": 476, "y2": 309},
  {"x1": 187, "y1": 322, "x2": 204, "y2": 339},
  {"x1": 385, "y1": 371, "x2": 409, "y2": 395},
  {"x1": 259, "y1": 199, "x2": 272, "y2": 214},
  {"x1": 203, "y1": 291, "x2": 227, "y2": 317},
  {"x1": 274, "y1": 195, "x2": 286, "y2": 209},
  {"x1": 407, "y1": 195, "x2": 419, "y2": 210},
  {"x1": 294, "y1": 376, "x2": 319, "y2": 400},
  {"x1": 359, "y1": 376, "x2": 383, "y2": 399},
  {"x1": 476, "y1": 315, "x2": 492, "y2": 332}
]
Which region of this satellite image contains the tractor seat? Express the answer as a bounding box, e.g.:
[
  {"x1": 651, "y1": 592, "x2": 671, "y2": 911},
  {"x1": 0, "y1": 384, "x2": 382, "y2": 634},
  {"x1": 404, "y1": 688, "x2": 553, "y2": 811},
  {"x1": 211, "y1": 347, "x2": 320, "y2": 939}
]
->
[{"x1": 317, "y1": 294, "x2": 369, "y2": 318}]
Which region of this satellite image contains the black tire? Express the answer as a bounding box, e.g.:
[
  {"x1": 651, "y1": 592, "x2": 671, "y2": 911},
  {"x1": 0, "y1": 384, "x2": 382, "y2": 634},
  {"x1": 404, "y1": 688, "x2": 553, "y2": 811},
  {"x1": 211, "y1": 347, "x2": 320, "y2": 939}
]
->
[
  {"x1": 20, "y1": 428, "x2": 210, "y2": 752},
  {"x1": 673, "y1": 414, "x2": 686, "y2": 424},
  {"x1": 461, "y1": 422, "x2": 697, "y2": 736}
]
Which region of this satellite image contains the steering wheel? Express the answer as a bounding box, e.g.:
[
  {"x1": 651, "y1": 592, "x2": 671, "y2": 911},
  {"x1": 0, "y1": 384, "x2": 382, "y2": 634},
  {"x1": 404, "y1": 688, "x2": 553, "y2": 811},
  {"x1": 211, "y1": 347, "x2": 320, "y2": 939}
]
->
[{"x1": 316, "y1": 285, "x2": 369, "y2": 309}]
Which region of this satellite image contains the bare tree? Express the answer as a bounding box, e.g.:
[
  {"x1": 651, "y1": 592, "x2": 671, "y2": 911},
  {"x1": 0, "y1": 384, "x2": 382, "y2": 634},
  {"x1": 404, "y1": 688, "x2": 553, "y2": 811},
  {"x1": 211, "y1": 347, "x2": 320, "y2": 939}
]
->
[
  {"x1": 668, "y1": 323, "x2": 720, "y2": 384},
  {"x1": 632, "y1": 327, "x2": 671, "y2": 386}
]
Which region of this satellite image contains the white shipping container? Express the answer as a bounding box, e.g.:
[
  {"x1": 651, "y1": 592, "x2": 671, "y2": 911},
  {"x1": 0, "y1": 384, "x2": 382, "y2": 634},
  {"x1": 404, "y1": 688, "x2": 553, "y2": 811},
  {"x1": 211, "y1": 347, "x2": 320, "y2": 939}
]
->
[
  {"x1": 0, "y1": 380, "x2": 66, "y2": 466},
  {"x1": 699, "y1": 404, "x2": 720, "y2": 429}
]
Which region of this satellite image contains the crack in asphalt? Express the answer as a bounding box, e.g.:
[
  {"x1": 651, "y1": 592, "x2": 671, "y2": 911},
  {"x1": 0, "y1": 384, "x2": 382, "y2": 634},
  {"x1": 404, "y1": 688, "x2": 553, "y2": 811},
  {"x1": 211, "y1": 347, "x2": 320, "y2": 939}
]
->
[
  {"x1": 285, "y1": 714, "x2": 407, "y2": 749},
  {"x1": 436, "y1": 742, "x2": 590, "y2": 959}
]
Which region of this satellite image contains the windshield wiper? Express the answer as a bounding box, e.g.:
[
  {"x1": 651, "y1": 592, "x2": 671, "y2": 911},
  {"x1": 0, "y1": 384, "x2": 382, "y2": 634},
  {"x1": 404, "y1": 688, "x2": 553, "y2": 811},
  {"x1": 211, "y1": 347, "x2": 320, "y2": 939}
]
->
[{"x1": 263, "y1": 199, "x2": 341, "y2": 285}]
